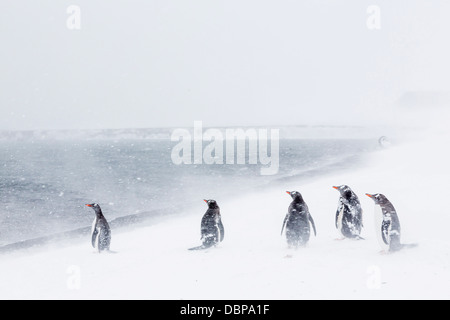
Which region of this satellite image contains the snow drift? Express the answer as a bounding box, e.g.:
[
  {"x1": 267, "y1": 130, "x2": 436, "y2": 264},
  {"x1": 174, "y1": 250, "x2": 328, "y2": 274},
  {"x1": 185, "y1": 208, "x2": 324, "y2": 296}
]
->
[{"x1": 0, "y1": 125, "x2": 449, "y2": 300}]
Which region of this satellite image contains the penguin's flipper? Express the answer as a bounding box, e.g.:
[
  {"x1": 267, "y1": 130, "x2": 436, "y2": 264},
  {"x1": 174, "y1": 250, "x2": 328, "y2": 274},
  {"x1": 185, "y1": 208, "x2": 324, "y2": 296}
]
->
[
  {"x1": 335, "y1": 200, "x2": 344, "y2": 229},
  {"x1": 218, "y1": 220, "x2": 225, "y2": 242},
  {"x1": 359, "y1": 207, "x2": 364, "y2": 228},
  {"x1": 309, "y1": 214, "x2": 317, "y2": 236},
  {"x1": 281, "y1": 215, "x2": 288, "y2": 236},
  {"x1": 381, "y1": 220, "x2": 390, "y2": 245},
  {"x1": 91, "y1": 228, "x2": 99, "y2": 248}
]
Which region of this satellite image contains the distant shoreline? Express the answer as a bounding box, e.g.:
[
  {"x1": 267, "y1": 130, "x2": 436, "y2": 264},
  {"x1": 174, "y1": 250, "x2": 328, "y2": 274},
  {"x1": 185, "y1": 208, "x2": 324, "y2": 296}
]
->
[{"x1": 0, "y1": 125, "x2": 401, "y2": 141}]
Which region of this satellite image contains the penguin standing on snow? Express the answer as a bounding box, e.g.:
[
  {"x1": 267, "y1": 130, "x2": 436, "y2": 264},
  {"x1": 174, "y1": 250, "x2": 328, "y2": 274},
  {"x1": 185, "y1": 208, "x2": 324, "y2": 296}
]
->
[
  {"x1": 365, "y1": 193, "x2": 417, "y2": 252},
  {"x1": 333, "y1": 185, "x2": 364, "y2": 239},
  {"x1": 86, "y1": 203, "x2": 111, "y2": 252},
  {"x1": 189, "y1": 199, "x2": 224, "y2": 250},
  {"x1": 281, "y1": 191, "x2": 316, "y2": 248}
]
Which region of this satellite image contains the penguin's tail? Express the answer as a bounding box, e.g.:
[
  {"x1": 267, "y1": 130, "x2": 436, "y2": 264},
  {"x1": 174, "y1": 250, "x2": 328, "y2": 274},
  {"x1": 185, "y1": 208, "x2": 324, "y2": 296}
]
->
[
  {"x1": 103, "y1": 249, "x2": 118, "y2": 254},
  {"x1": 188, "y1": 245, "x2": 208, "y2": 251},
  {"x1": 401, "y1": 243, "x2": 419, "y2": 249},
  {"x1": 188, "y1": 242, "x2": 215, "y2": 251}
]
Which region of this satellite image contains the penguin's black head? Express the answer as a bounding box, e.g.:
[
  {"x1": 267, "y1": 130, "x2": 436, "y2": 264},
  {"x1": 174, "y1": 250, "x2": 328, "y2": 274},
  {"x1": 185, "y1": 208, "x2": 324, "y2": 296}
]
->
[
  {"x1": 203, "y1": 199, "x2": 219, "y2": 209},
  {"x1": 333, "y1": 185, "x2": 353, "y2": 200},
  {"x1": 286, "y1": 191, "x2": 303, "y2": 202},
  {"x1": 365, "y1": 193, "x2": 388, "y2": 205},
  {"x1": 86, "y1": 203, "x2": 102, "y2": 212}
]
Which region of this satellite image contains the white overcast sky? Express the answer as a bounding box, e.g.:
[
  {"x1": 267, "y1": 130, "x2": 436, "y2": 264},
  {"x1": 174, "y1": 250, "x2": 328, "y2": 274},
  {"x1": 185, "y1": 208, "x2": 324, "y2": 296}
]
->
[{"x1": 0, "y1": 0, "x2": 449, "y2": 131}]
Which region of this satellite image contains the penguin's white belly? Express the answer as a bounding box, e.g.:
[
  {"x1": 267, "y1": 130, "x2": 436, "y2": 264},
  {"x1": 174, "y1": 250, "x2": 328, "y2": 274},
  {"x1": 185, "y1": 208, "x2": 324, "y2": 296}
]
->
[
  {"x1": 91, "y1": 217, "x2": 99, "y2": 248},
  {"x1": 95, "y1": 228, "x2": 101, "y2": 246},
  {"x1": 374, "y1": 205, "x2": 389, "y2": 251},
  {"x1": 91, "y1": 218, "x2": 97, "y2": 234}
]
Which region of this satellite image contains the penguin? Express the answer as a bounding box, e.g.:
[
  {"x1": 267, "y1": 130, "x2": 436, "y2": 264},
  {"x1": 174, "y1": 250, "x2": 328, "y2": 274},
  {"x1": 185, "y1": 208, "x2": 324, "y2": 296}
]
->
[
  {"x1": 281, "y1": 191, "x2": 316, "y2": 248},
  {"x1": 333, "y1": 185, "x2": 364, "y2": 240},
  {"x1": 365, "y1": 193, "x2": 417, "y2": 252},
  {"x1": 189, "y1": 199, "x2": 224, "y2": 250},
  {"x1": 86, "y1": 203, "x2": 111, "y2": 253},
  {"x1": 378, "y1": 136, "x2": 391, "y2": 148}
]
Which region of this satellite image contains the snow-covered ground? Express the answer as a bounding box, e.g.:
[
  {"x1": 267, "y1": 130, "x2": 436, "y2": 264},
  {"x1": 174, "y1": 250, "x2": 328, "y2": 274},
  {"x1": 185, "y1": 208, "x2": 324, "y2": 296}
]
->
[{"x1": 1, "y1": 127, "x2": 449, "y2": 300}]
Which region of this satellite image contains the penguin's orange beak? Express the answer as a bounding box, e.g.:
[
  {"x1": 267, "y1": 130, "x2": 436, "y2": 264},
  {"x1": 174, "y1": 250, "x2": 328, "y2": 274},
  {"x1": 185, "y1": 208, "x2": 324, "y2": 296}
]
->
[
  {"x1": 286, "y1": 191, "x2": 291, "y2": 195},
  {"x1": 365, "y1": 193, "x2": 373, "y2": 198},
  {"x1": 85, "y1": 204, "x2": 92, "y2": 207},
  {"x1": 332, "y1": 186, "x2": 339, "y2": 190},
  {"x1": 203, "y1": 199, "x2": 208, "y2": 203}
]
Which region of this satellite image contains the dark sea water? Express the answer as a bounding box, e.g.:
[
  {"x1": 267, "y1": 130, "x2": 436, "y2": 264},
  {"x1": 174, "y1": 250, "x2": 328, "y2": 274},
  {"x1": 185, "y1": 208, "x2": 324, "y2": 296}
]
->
[{"x1": 0, "y1": 137, "x2": 378, "y2": 247}]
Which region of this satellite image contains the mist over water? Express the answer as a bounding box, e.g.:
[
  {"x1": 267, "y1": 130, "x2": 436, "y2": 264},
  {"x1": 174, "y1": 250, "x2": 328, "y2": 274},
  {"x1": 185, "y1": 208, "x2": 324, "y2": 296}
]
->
[{"x1": 0, "y1": 133, "x2": 378, "y2": 246}]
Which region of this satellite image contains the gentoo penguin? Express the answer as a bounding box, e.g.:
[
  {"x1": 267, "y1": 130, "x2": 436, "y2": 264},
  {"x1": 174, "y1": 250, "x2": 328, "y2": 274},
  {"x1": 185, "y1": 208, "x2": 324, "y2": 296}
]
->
[
  {"x1": 189, "y1": 199, "x2": 224, "y2": 250},
  {"x1": 86, "y1": 203, "x2": 111, "y2": 252},
  {"x1": 378, "y1": 136, "x2": 391, "y2": 148},
  {"x1": 333, "y1": 185, "x2": 364, "y2": 239},
  {"x1": 365, "y1": 193, "x2": 417, "y2": 252},
  {"x1": 281, "y1": 191, "x2": 316, "y2": 248}
]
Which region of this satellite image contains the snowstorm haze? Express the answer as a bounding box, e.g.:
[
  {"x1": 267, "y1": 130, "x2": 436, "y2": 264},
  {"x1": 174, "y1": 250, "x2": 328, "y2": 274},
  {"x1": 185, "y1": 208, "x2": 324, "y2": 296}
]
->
[
  {"x1": 3, "y1": 1, "x2": 450, "y2": 301},
  {"x1": 1, "y1": 1, "x2": 450, "y2": 131}
]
